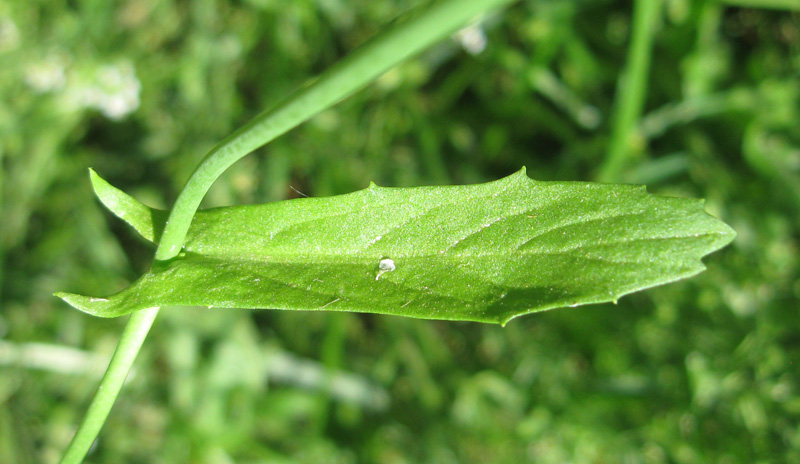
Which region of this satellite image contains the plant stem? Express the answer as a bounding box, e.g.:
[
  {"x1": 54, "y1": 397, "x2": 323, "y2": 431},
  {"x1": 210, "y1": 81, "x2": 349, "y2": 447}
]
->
[
  {"x1": 59, "y1": 0, "x2": 517, "y2": 462},
  {"x1": 598, "y1": 0, "x2": 662, "y2": 182},
  {"x1": 58, "y1": 307, "x2": 159, "y2": 464}
]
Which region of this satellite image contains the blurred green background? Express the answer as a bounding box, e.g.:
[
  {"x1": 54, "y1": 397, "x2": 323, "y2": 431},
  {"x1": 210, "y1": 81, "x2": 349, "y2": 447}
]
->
[{"x1": 1, "y1": 0, "x2": 798, "y2": 462}]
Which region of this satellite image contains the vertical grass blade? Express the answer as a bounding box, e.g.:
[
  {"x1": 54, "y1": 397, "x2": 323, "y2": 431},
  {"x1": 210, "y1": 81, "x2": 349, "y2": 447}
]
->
[{"x1": 598, "y1": 0, "x2": 663, "y2": 182}]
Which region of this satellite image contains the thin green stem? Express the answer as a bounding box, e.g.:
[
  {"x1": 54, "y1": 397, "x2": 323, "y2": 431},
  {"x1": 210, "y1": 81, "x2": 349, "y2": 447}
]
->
[
  {"x1": 598, "y1": 0, "x2": 662, "y2": 182},
  {"x1": 59, "y1": 1, "x2": 517, "y2": 462},
  {"x1": 58, "y1": 307, "x2": 159, "y2": 464}
]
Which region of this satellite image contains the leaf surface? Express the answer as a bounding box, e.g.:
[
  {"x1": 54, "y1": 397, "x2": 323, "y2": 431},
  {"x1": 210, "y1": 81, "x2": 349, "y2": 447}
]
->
[{"x1": 58, "y1": 169, "x2": 735, "y2": 325}]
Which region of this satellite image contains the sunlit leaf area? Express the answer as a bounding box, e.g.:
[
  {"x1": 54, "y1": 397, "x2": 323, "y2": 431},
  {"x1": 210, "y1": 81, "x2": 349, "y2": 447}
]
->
[
  {"x1": 60, "y1": 169, "x2": 734, "y2": 323},
  {"x1": 1, "y1": 0, "x2": 797, "y2": 462}
]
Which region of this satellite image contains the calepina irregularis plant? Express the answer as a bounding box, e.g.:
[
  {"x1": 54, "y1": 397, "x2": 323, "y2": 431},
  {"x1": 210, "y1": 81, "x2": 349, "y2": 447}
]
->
[{"x1": 55, "y1": 0, "x2": 735, "y2": 462}]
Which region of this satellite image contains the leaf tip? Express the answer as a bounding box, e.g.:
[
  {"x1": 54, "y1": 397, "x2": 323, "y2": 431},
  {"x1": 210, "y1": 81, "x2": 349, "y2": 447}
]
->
[
  {"x1": 719, "y1": 220, "x2": 737, "y2": 243},
  {"x1": 86, "y1": 169, "x2": 162, "y2": 243},
  {"x1": 54, "y1": 291, "x2": 116, "y2": 318},
  {"x1": 88, "y1": 168, "x2": 108, "y2": 196},
  {"x1": 699, "y1": 207, "x2": 737, "y2": 250}
]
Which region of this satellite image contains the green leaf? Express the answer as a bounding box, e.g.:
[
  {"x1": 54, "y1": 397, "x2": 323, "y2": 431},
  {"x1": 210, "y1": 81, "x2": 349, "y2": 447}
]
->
[
  {"x1": 88, "y1": 168, "x2": 168, "y2": 243},
  {"x1": 57, "y1": 169, "x2": 735, "y2": 325}
]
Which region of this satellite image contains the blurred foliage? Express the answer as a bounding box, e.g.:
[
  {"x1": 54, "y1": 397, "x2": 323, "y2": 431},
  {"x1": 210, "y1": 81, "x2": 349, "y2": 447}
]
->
[{"x1": 0, "y1": 0, "x2": 798, "y2": 463}]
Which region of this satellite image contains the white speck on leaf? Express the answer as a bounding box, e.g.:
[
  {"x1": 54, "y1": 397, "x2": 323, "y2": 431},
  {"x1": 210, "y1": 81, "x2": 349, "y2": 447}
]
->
[
  {"x1": 379, "y1": 258, "x2": 395, "y2": 271},
  {"x1": 375, "y1": 258, "x2": 396, "y2": 280}
]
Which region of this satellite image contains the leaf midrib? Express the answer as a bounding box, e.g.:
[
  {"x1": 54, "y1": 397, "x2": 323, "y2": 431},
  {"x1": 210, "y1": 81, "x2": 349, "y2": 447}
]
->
[{"x1": 181, "y1": 231, "x2": 725, "y2": 267}]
